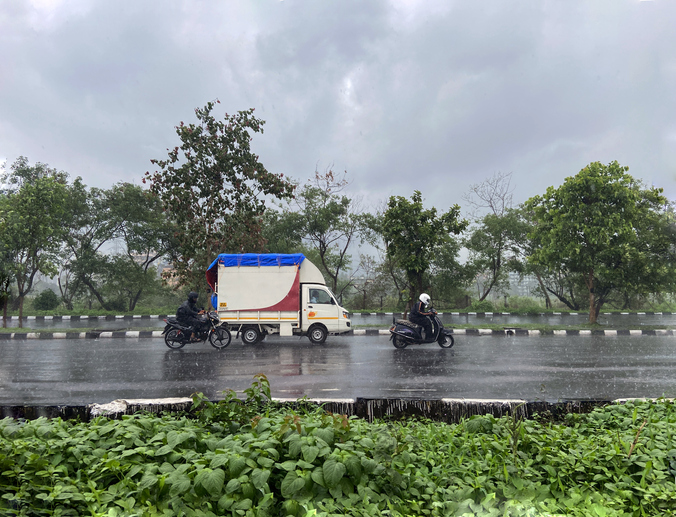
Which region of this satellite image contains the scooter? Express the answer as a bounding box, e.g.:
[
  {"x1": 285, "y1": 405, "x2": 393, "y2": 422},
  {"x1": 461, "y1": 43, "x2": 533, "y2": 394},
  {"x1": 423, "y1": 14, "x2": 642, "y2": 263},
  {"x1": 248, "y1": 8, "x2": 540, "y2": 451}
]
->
[
  {"x1": 389, "y1": 308, "x2": 454, "y2": 349},
  {"x1": 162, "y1": 311, "x2": 232, "y2": 350}
]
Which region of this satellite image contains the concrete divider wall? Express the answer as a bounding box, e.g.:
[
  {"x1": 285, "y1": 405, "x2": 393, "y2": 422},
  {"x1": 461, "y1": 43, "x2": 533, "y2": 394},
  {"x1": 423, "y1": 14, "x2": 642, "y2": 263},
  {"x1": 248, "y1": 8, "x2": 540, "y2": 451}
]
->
[{"x1": 1, "y1": 397, "x2": 613, "y2": 424}]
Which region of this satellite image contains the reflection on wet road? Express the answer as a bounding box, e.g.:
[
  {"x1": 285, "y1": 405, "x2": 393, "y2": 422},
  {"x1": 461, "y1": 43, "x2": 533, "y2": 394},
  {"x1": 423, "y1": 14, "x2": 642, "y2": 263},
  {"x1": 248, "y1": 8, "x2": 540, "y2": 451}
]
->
[{"x1": 1, "y1": 333, "x2": 676, "y2": 405}]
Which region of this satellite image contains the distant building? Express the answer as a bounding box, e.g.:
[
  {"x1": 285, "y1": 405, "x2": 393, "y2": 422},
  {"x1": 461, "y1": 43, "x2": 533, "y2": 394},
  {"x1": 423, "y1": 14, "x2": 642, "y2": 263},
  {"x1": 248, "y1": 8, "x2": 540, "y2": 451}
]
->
[{"x1": 508, "y1": 272, "x2": 540, "y2": 298}]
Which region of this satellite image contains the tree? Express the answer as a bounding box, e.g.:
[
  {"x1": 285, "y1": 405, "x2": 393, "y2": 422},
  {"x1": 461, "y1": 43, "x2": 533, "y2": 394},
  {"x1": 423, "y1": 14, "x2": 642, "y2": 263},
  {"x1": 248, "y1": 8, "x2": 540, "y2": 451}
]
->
[
  {"x1": 61, "y1": 182, "x2": 173, "y2": 311},
  {"x1": 293, "y1": 169, "x2": 375, "y2": 299},
  {"x1": 349, "y1": 254, "x2": 385, "y2": 310},
  {"x1": 525, "y1": 161, "x2": 676, "y2": 323},
  {"x1": 33, "y1": 289, "x2": 60, "y2": 311},
  {"x1": 428, "y1": 237, "x2": 469, "y2": 309},
  {"x1": 145, "y1": 101, "x2": 295, "y2": 290},
  {"x1": 107, "y1": 183, "x2": 175, "y2": 311},
  {"x1": 0, "y1": 221, "x2": 14, "y2": 327},
  {"x1": 60, "y1": 180, "x2": 119, "y2": 310},
  {"x1": 463, "y1": 172, "x2": 526, "y2": 302},
  {"x1": 463, "y1": 170, "x2": 514, "y2": 219},
  {"x1": 0, "y1": 157, "x2": 70, "y2": 325},
  {"x1": 261, "y1": 208, "x2": 306, "y2": 254},
  {"x1": 464, "y1": 209, "x2": 528, "y2": 301},
  {"x1": 381, "y1": 191, "x2": 468, "y2": 312}
]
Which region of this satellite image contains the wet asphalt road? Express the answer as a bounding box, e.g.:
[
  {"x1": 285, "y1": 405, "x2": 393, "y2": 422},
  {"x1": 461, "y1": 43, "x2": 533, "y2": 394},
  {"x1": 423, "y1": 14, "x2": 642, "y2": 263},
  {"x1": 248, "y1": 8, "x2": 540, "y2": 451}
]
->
[{"x1": 2, "y1": 333, "x2": 676, "y2": 406}]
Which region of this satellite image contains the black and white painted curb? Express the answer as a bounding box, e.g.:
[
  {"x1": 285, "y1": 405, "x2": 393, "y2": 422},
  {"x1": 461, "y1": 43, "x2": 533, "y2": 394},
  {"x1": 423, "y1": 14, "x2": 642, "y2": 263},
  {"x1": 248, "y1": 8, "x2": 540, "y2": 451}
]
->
[
  {"x1": 352, "y1": 311, "x2": 675, "y2": 316},
  {"x1": 355, "y1": 328, "x2": 675, "y2": 336},
  {"x1": 1, "y1": 396, "x2": 652, "y2": 424},
  {"x1": 0, "y1": 328, "x2": 674, "y2": 339},
  {"x1": 0, "y1": 330, "x2": 166, "y2": 339},
  {"x1": 3, "y1": 314, "x2": 169, "y2": 320}
]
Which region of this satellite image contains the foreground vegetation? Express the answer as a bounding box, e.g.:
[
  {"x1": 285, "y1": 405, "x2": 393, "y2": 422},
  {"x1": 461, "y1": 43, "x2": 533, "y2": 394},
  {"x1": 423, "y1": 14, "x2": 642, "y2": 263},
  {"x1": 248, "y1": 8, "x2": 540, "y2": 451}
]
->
[{"x1": 2, "y1": 377, "x2": 676, "y2": 516}]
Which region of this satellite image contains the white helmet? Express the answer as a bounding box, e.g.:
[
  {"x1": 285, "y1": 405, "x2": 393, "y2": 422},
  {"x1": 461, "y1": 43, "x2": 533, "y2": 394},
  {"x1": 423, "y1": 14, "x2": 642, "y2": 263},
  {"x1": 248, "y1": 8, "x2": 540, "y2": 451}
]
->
[{"x1": 419, "y1": 293, "x2": 430, "y2": 305}]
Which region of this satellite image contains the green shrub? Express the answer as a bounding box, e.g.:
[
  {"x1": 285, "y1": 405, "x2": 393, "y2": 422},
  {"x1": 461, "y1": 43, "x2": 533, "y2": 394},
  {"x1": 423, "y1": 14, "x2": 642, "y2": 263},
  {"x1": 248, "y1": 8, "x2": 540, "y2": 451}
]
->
[
  {"x1": 505, "y1": 296, "x2": 546, "y2": 312},
  {"x1": 3, "y1": 391, "x2": 676, "y2": 516},
  {"x1": 32, "y1": 289, "x2": 60, "y2": 311},
  {"x1": 468, "y1": 299, "x2": 495, "y2": 312}
]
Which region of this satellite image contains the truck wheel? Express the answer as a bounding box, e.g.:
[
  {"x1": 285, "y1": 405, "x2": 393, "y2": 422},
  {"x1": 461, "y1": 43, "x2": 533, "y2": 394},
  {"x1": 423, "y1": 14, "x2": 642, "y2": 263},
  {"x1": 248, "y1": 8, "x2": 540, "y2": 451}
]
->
[
  {"x1": 241, "y1": 326, "x2": 261, "y2": 345},
  {"x1": 308, "y1": 324, "x2": 328, "y2": 344}
]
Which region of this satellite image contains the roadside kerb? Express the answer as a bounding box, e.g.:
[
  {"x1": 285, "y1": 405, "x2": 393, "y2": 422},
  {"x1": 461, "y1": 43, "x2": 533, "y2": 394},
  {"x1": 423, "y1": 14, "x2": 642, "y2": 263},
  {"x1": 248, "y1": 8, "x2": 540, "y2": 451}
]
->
[{"x1": 1, "y1": 396, "x2": 619, "y2": 424}]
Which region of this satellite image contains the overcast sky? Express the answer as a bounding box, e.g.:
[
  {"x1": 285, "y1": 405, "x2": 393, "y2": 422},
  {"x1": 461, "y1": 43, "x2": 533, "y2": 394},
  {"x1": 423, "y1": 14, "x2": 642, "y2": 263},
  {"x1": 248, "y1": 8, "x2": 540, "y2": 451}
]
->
[{"x1": 1, "y1": 0, "x2": 675, "y2": 215}]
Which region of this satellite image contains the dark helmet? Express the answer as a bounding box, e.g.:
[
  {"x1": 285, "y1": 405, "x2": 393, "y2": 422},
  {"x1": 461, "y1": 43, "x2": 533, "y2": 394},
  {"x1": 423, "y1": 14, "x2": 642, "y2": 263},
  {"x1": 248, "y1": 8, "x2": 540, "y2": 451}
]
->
[{"x1": 188, "y1": 291, "x2": 199, "y2": 302}]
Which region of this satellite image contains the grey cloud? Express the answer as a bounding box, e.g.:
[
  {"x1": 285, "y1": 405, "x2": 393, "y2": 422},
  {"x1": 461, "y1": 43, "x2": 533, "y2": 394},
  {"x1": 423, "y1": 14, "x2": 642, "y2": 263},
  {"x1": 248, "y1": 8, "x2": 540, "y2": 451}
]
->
[{"x1": 1, "y1": 0, "x2": 675, "y2": 208}]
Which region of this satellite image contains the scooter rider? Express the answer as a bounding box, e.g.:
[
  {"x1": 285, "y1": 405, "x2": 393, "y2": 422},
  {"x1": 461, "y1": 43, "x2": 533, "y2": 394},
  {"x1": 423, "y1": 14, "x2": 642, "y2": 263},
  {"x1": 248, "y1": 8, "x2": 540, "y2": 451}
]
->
[
  {"x1": 176, "y1": 291, "x2": 205, "y2": 342},
  {"x1": 409, "y1": 293, "x2": 434, "y2": 340}
]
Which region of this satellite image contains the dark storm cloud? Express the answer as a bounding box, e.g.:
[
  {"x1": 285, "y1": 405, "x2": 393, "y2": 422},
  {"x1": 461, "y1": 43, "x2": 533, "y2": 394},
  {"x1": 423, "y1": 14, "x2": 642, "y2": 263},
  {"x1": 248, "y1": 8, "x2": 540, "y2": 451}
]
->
[{"x1": 1, "y1": 0, "x2": 675, "y2": 212}]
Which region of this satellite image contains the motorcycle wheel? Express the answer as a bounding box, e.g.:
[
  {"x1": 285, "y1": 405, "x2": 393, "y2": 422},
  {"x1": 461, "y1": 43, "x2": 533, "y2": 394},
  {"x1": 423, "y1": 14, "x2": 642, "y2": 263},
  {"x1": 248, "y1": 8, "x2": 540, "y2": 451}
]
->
[
  {"x1": 438, "y1": 334, "x2": 454, "y2": 349},
  {"x1": 392, "y1": 334, "x2": 408, "y2": 349},
  {"x1": 209, "y1": 327, "x2": 231, "y2": 349},
  {"x1": 164, "y1": 328, "x2": 186, "y2": 349}
]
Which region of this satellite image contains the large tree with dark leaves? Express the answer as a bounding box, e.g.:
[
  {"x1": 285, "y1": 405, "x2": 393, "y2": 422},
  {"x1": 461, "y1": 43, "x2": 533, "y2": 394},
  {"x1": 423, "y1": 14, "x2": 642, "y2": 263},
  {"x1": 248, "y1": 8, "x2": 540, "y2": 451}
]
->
[
  {"x1": 0, "y1": 157, "x2": 70, "y2": 325},
  {"x1": 525, "y1": 161, "x2": 676, "y2": 323},
  {"x1": 381, "y1": 191, "x2": 468, "y2": 311},
  {"x1": 145, "y1": 101, "x2": 295, "y2": 290}
]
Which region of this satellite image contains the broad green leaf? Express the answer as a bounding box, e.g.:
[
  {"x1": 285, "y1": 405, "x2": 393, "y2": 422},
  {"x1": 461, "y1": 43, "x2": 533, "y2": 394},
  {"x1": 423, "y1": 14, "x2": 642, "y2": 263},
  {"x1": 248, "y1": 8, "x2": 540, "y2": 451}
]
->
[
  {"x1": 225, "y1": 478, "x2": 241, "y2": 494},
  {"x1": 311, "y1": 467, "x2": 325, "y2": 487},
  {"x1": 281, "y1": 472, "x2": 305, "y2": 498},
  {"x1": 168, "y1": 473, "x2": 191, "y2": 496},
  {"x1": 323, "y1": 459, "x2": 346, "y2": 488},
  {"x1": 251, "y1": 468, "x2": 270, "y2": 489},
  {"x1": 280, "y1": 460, "x2": 297, "y2": 471},
  {"x1": 138, "y1": 473, "x2": 158, "y2": 490},
  {"x1": 230, "y1": 456, "x2": 246, "y2": 477},
  {"x1": 196, "y1": 468, "x2": 225, "y2": 497},
  {"x1": 302, "y1": 445, "x2": 319, "y2": 464}
]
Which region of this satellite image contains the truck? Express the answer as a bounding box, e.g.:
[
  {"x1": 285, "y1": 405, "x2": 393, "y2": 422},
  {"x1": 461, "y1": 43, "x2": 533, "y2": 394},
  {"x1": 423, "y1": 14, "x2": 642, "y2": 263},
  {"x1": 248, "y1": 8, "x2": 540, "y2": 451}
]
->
[{"x1": 205, "y1": 253, "x2": 351, "y2": 344}]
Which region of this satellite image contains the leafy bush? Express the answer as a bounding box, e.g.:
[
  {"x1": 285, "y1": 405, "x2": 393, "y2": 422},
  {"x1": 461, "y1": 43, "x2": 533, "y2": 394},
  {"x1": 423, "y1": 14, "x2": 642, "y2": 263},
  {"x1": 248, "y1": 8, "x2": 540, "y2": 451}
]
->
[
  {"x1": 505, "y1": 296, "x2": 546, "y2": 313},
  {"x1": 467, "y1": 299, "x2": 495, "y2": 312},
  {"x1": 31, "y1": 289, "x2": 60, "y2": 311},
  {"x1": 2, "y1": 380, "x2": 676, "y2": 516}
]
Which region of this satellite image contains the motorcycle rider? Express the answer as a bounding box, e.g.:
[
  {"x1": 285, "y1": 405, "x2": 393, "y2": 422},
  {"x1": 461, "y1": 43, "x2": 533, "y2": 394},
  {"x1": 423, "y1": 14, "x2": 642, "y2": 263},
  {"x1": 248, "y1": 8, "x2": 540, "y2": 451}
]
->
[
  {"x1": 176, "y1": 291, "x2": 205, "y2": 342},
  {"x1": 409, "y1": 293, "x2": 434, "y2": 340}
]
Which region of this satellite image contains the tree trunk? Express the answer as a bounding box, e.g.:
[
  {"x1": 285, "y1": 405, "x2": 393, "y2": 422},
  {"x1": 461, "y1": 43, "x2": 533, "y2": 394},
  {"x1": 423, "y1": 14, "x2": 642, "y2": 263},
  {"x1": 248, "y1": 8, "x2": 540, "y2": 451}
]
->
[
  {"x1": 588, "y1": 291, "x2": 597, "y2": 323},
  {"x1": 479, "y1": 278, "x2": 496, "y2": 302},
  {"x1": 129, "y1": 290, "x2": 143, "y2": 312},
  {"x1": 534, "y1": 273, "x2": 552, "y2": 309},
  {"x1": 81, "y1": 277, "x2": 112, "y2": 311},
  {"x1": 586, "y1": 270, "x2": 597, "y2": 324},
  {"x1": 18, "y1": 295, "x2": 24, "y2": 328}
]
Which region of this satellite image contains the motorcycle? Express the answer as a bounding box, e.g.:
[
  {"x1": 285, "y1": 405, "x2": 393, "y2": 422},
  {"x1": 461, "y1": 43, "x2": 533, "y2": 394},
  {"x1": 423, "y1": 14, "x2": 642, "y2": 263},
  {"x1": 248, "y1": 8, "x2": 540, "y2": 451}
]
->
[
  {"x1": 389, "y1": 308, "x2": 454, "y2": 349},
  {"x1": 162, "y1": 311, "x2": 232, "y2": 350}
]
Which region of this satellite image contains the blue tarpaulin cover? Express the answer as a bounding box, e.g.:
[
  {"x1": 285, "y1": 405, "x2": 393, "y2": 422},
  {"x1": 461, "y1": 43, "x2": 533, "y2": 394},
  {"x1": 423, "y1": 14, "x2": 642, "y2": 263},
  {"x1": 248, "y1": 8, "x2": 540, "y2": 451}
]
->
[
  {"x1": 213, "y1": 253, "x2": 305, "y2": 268},
  {"x1": 206, "y1": 253, "x2": 306, "y2": 292}
]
